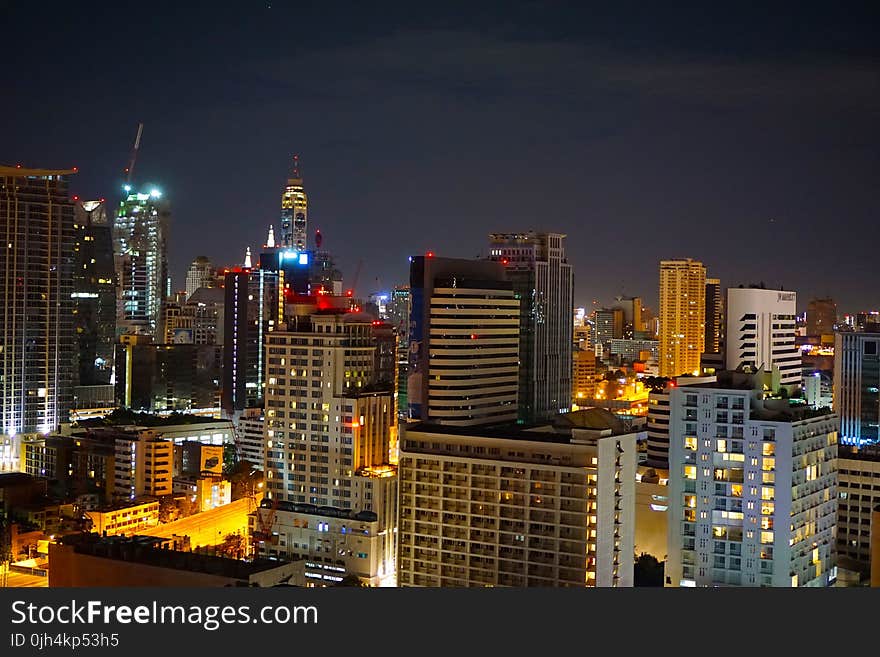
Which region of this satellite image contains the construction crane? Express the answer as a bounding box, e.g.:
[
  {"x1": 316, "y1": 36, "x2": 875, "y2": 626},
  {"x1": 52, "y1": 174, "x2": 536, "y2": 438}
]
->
[
  {"x1": 347, "y1": 259, "x2": 363, "y2": 299},
  {"x1": 123, "y1": 122, "x2": 144, "y2": 184}
]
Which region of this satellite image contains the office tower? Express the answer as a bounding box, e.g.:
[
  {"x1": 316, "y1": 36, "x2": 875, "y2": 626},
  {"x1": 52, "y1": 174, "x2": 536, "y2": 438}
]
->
[
  {"x1": 803, "y1": 371, "x2": 832, "y2": 410},
  {"x1": 72, "y1": 199, "x2": 116, "y2": 387},
  {"x1": 0, "y1": 166, "x2": 77, "y2": 471},
  {"x1": 487, "y1": 232, "x2": 573, "y2": 422},
  {"x1": 666, "y1": 371, "x2": 838, "y2": 587},
  {"x1": 310, "y1": 249, "x2": 343, "y2": 295},
  {"x1": 222, "y1": 266, "x2": 280, "y2": 414},
  {"x1": 387, "y1": 286, "x2": 411, "y2": 415},
  {"x1": 185, "y1": 256, "x2": 215, "y2": 300},
  {"x1": 834, "y1": 332, "x2": 880, "y2": 446},
  {"x1": 726, "y1": 286, "x2": 801, "y2": 387},
  {"x1": 612, "y1": 296, "x2": 643, "y2": 338},
  {"x1": 397, "y1": 409, "x2": 638, "y2": 587},
  {"x1": 704, "y1": 278, "x2": 723, "y2": 355},
  {"x1": 409, "y1": 255, "x2": 520, "y2": 426},
  {"x1": 807, "y1": 298, "x2": 837, "y2": 337},
  {"x1": 835, "y1": 448, "x2": 880, "y2": 577},
  {"x1": 659, "y1": 259, "x2": 706, "y2": 377},
  {"x1": 279, "y1": 156, "x2": 307, "y2": 251},
  {"x1": 113, "y1": 187, "x2": 170, "y2": 338},
  {"x1": 595, "y1": 308, "x2": 625, "y2": 346},
  {"x1": 114, "y1": 336, "x2": 223, "y2": 414},
  {"x1": 22, "y1": 433, "x2": 115, "y2": 505}
]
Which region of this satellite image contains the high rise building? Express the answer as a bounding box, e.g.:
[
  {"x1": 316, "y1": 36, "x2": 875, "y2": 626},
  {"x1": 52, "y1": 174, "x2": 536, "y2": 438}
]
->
[
  {"x1": 408, "y1": 254, "x2": 520, "y2": 426},
  {"x1": 645, "y1": 375, "x2": 716, "y2": 469},
  {"x1": 279, "y1": 156, "x2": 307, "y2": 251},
  {"x1": 834, "y1": 331, "x2": 880, "y2": 446},
  {"x1": 185, "y1": 256, "x2": 215, "y2": 300},
  {"x1": 113, "y1": 187, "x2": 170, "y2": 338},
  {"x1": 73, "y1": 199, "x2": 116, "y2": 386},
  {"x1": 397, "y1": 409, "x2": 638, "y2": 587},
  {"x1": 612, "y1": 296, "x2": 643, "y2": 338},
  {"x1": 222, "y1": 266, "x2": 280, "y2": 414},
  {"x1": 725, "y1": 286, "x2": 801, "y2": 387},
  {"x1": 572, "y1": 349, "x2": 597, "y2": 407},
  {"x1": 806, "y1": 298, "x2": 837, "y2": 337},
  {"x1": 113, "y1": 432, "x2": 173, "y2": 500},
  {"x1": 254, "y1": 307, "x2": 398, "y2": 585},
  {"x1": 387, "y1": 286, "x2": 411, "y2": 416},
  {"x1": 704, "y1": 278, "x2": 723, "y2": 356},
  {"x1": 163, "y1": 287, "x2": 225, "y2": 345},
  {"x1": 487, "y1": 232, "x2": 573, "y2": 422},
  {"x1": 236, "y1": 407, "x2": 265, "y2": 470},
  {"x1": 0, "y1": 166, "x2": 77, "y2": 471},
  {"x1": 594, "y1": 308, "x2": 625, "y2": 346},
  {"x1": 659, "y1": 259, "x2": 706, "y2": 377},
  {"x1": 666, "y1": 371, "x2": 838, "y2": 587}
]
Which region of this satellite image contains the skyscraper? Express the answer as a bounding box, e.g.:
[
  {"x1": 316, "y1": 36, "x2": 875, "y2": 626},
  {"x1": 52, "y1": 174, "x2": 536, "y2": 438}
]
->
[
  {"x1": 222, "y1": 265, "x2": 280, "y2": 414},
  {"x1": 0, "y1": 166, "x2": 77, "y2": 470},
  {"x1": 408, "y1": 255, "x2": 520, "y2": 426},
  {"x1": 487, "y1": 232, "x2": 573, "y2": 422},
  {"x1": 704, "y1": 278, "x2": 723, "y2": 355},
  {"x1": 279, "y1": 156, "x2": 307, "y2": 251},
  {"x1": 834, "y1": 331, "x2": 880, "y2": 446},
  {"x1": 73, "y1": 199, "x2": 116, "y2": 386},
  {"x1": 666, "y1": 371, "x2": 838, "y2": 587},
  {"x1": 725, "y1": 286, "x2": 801, "y2": 387},
  {"x1": 113, "y1": 187, "x2": 170, "y2": 338},
  {"x1": 185, "y1": 256, "x2": 215, "y2": 300},
  {"x1": 659, "y1": 259, "x2": 706, "y2": 377}
]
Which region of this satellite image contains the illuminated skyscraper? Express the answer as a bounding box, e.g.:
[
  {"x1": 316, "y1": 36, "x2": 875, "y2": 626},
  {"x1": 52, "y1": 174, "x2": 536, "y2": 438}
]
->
[
  {"x1": 704, "y1": 278, "x2": 723, "y2": 355},
  {"x1": 488, "y1": 232, "x2": 573, "y2": 422},
  {"x1": 0, "y1": 166, "x2": 78, "y2": 470},
  {"x1": 113, "y1": 187, "x2": 170, "y2": 338},
  {"x1": 659, "y1": 259, "x2": 706, "y2": 377},
  {"x1": 279, "y1": 155, "x2": 308, "y2": 251}
]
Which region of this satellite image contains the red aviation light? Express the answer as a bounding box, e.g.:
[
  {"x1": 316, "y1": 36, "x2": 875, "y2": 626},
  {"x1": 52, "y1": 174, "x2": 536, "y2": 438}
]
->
[
  {"x1": 501, "y1": 258, "x2": 509, "y2": 265},
  {"x1": 471, "y1": 334, "x2": 478, "y2": 339},
  {"x1": 426, "y1": 251, "x2": 434, "y2": 258},
  {"x1": 346, "y1": 290, "x2": 353, "y2": 297}
]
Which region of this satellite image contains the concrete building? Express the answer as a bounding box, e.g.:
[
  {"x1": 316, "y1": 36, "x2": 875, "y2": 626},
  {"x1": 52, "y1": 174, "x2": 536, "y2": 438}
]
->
[
  {"x1": 572, "y1": 349, "x2": 597, "y2": 407},
  {"x1": 185, "y1": 256, "x2": 215, "y2": 300},
  {"x1": 836, "y1": 448, "x2": 880, "y2": 579},
  {"x1": 236, "y1": 407, "x2": 265, "y2": 469},
  {"x1": 49, "y1": 534, "x2": 300, "y2": 587},
  {"x1": 612, "y1": 296, "x2": 643, "y2": 337},
  {"x1": 659, "y1": 259, "x2": 706, "y2": 378},
  {"x1": 807, "y1": 298, "x2": 837, "y2": 337},
  {"x1": 488, "y1": 232, "x2": 573, "y2": 422},
  {"x1": 113, "y1": 187, "x2": 170, "y2": 338},
  {"x1": 397, "y1": 409, "x2": 638, "y2": 587},
  {"x1": 704, "y1": 278, "x2": 723, "y2": 355},
  {"x1": 594, "y1": 308, "x2": 625, "y2": 348},
  {"x1": 408, "y1": 254, "x2": 520, "y2": 426},
  {"x1": 113, "y1": 434, "x2": 173, "y2": 500},
  {"x1": 726, "y1": 286, "x2": 801, "y2": 387},
  {"x1": 162, "y1": 286, "x2": 224, "y2": 345},
  {"x1": 609, "y1": 338, "x2": 659, "y2": 364},
  {"x1": 635, "y1": 466, "x2": 669, "y2": 561},
  {"x1": 0, "y1": 166, "x2": 78, "y2": 471},
  {"x1": 666, "y1": 371, "x2": 838, "y2": 587},
  {"x1": 21, "y1": 434, "x2": 115, "y2": 505},
  {"x1": 645, "y1": 375, "x2": 716, "y2": 469},
  {"x1": 834, "y1": 331, "x2": 880, "y2": 446},
  {"x1": 252, "y1": 465, "x2": 397, "y2": 586},
  {"x1": 173, "y1": 475, "x2": 232, "y2": 512},
  {"x1": 85, "y1": 499, "x2": 160, "y2": 536}
]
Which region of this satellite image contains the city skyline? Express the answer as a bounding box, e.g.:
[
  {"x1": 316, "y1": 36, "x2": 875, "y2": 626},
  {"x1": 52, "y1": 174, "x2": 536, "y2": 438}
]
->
[{"x1": 4, "y1": 2, "x2": 879, "y2": 312}]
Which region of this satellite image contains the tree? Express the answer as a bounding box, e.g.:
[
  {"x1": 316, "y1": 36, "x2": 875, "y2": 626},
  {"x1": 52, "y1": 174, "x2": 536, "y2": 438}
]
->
[
  {"x1": 633, "y1": 553, "x2": 665, "y2": 587},
  {"x1": 218, "y1": 533, "x2": 246, "y2": 560},
  {"x1": 335, "y1": 573, "x2": 367, "y2": 587}
]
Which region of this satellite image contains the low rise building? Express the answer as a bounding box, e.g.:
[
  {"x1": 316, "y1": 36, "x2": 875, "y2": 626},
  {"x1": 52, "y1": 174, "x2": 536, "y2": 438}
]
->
[{"x1": 85, "y1": 499, "x2": 160, "y2": 536}]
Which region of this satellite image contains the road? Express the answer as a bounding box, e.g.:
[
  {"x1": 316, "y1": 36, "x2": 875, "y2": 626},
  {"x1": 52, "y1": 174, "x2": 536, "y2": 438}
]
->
[
  {"x1": 142, "y1": 497, "x2": 256, "y2": 548},
  {"x1": 1, "y1": 572, "x2": 48, "y2": 588}
]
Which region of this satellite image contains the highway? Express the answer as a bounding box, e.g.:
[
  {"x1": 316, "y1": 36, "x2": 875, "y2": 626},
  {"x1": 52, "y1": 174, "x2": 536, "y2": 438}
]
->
[{"x1": 142, "y1": 497, "x2": 256, "y2": 548}]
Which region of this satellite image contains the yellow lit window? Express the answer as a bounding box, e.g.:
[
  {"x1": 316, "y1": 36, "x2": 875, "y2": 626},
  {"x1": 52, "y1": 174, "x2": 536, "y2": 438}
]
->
[
  {"x1": 684, "y1": 436, "x2": 697, "y2": 450},
  {"x1": 760, "y1": 531, "x2": 774, "y2": 544},
  {"x1": 731, "y1": 484, "x2": 743, "y2": 497},
  {"x1": 812, "y1": 547, "x2": 820, "y2": 564},
  {"x1": 684, "y1": 494, "x2": 696, "y2": 508},
  {"x1": 762, "y1": 457, "x2": 775, "y2": 471},
  {"x1": 716, "y1": 439, "x2": 727, "y2": 453},
  {"x1": 806, "y1": 464, "x2": 818, "y2": 481},
  {"x1": 762, "y1": 443, "x2": 775, "y2": 456},
  {"x1": 684, "y1": 465, "x2": 697, "y2": 480},
  {"x1": 761, "y1": 502, "x2": 774, "y2": 515},
  {"x1": 761, "y1": 486, "x2": 774, "y2": 501}
]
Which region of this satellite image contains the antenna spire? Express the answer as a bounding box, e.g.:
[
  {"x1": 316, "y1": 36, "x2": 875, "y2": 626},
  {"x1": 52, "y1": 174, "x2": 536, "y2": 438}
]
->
[
  {"x1": 292, "y1": 153, "x2": 300, "y2": 179},
  {"x1": 267, "y1": 225, "x2": 276, "y2": 249},
  {"x1": 244, "y1": 247, "x2": 252, "y2": 268}
]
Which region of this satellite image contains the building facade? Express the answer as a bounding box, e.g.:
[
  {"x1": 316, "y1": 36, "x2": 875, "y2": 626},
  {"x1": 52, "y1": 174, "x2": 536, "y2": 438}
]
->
[
  {"x1": 726, "y1": 287, "x2": 801, "y2": 387},
  {"x1": 488, "y1": 232, "x2": 573, "y2": 423},
  {"x1": 659, "y1": 259, "x2": 706, "y2": 378},
  {"x1": 704, "y1": 278, "x2": 723, "y2": 356},
  {"x1": 0, "y1": 166, "x2": 78, "y2": 471},
  {"x1": 666, "y1": 373, "x2": 838, "y2": 587},
  {"x1": 408, "y1": 255, "x2": 520, "y2": 426},
  {"x1": 279, "y1": 156, "x2": 308, "y2": 251},
  {"x1": 807, "y1": 298, "x2": 837, "y2": 337},
  {"x1": 397, "y1": 413, "x2": 637, "y2": 587},
  {"x1": 834, "y1": 331, "x2": 880, "y2": 446},
  {"x1": 185, "y1": 256, "x2": 215, "y2": 300}
]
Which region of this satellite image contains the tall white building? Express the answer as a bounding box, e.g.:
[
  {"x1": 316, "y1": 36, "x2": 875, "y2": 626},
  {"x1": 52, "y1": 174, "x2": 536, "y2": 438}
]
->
[
  {"x1": 666, "y1": 371, "x2": 838, "y2": 587},
  {"x1": 236, "y1": 407, "x2": 265, "y2": 470},
  {"x1": 726, "y1": 287, "x2": 801, "y2": 386},
  {"x1": 185, "y1": 256, "x2": 215, "y2": 300},
  {"x1": 487, "y1": 232, "x2": 574, "y2": 422}
]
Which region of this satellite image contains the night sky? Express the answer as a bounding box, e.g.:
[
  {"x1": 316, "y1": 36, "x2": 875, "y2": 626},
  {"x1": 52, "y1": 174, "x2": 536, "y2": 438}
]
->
[{"x1": 5, "y1": 1, "x2": 879, "y2": 314}]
